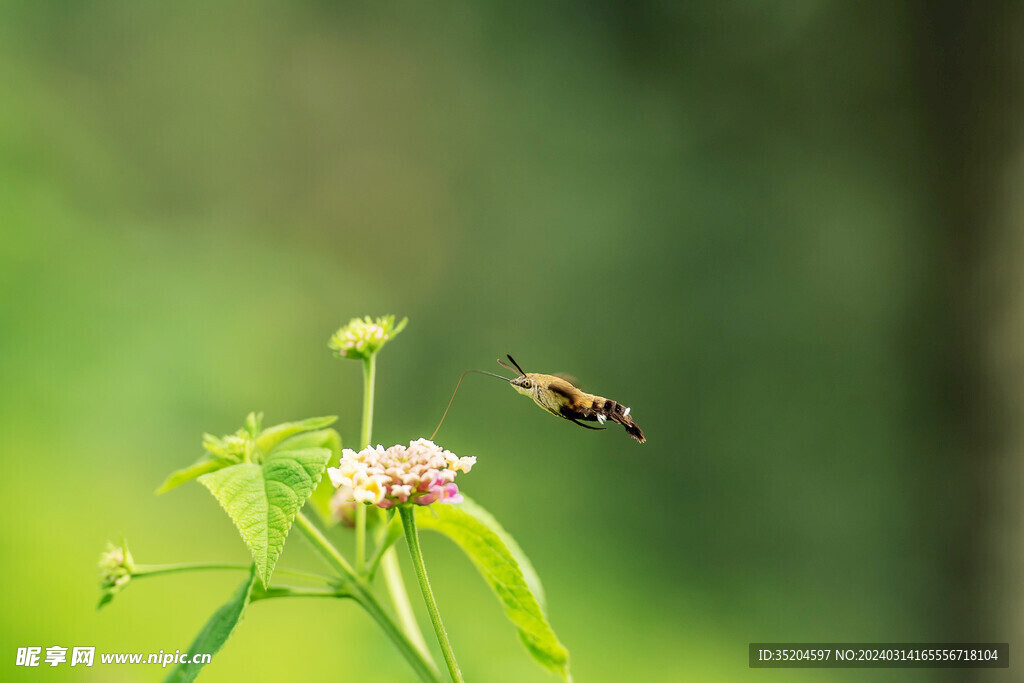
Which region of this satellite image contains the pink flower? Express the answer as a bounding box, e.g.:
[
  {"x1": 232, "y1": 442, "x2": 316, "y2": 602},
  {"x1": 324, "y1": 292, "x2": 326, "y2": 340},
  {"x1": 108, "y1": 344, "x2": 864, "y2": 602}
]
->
[{"x1": 327, "y1": 439, "x2": 475, "y2": 509}]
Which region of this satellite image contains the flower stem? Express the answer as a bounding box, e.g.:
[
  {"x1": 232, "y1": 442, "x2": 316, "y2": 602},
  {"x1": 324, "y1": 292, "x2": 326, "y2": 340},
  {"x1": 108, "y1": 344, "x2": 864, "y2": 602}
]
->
[
  {"x1": 356, "y1": 354, "x2": 376, "y2": 572},
  {"x1": 361, "y1": 354, "x2": 376, "y2": 448},
  {"x1": 400, "y1": 506, "x2": 463, "y2": 683},
  {"x1": 366, "y1": 515, "x2": 402, "y2": 581},
  {"x1": 132, "y1": 562, "x2": 335, "y2": 584},
  {"x1": 133, "y1": 562, "x2": 251, "y2": 578},
  {"x1": 382, "y1": 545, "x2": 432, "y2": 658},
  {"x1": 295, "y1": 512, "x2": 440, "y2": 683},
  {"x1": 356, "y1": 352, "x2": 429, "y2": 657}
]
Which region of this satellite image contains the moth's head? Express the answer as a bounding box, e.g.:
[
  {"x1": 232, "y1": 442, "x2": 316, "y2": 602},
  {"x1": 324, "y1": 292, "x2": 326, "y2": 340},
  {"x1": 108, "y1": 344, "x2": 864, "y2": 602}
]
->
[
  {"x1": 498, "y1": 355, "x2": 534, "y2": 396},
  {"x1": 510, "y1": 374, "x2": 537, "y2": 396}
]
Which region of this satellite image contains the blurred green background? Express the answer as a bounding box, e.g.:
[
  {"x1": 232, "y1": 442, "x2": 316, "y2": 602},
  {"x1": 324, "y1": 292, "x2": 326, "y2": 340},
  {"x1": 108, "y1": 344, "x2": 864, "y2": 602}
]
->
[{"x1": 2, "y1": 1, "x2": 1022, "y2": 681}]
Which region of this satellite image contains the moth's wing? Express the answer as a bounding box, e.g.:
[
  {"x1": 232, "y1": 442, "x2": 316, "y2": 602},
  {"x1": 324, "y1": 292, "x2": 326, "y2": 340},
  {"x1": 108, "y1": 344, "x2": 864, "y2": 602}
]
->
[{"x1": 552, "y1": 373, "x2": 581, "y2": 389}]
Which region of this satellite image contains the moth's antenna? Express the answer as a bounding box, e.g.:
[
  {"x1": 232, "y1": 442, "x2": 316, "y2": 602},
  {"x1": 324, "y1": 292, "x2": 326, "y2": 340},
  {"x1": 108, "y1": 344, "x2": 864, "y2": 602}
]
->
[
  {"x1": 497, "y1": 355, "x2": 525, "y2": 377},
  {"x1": 506, "y1": 354, "x2": 527, "y2": 376},
  {"x1": 430, "y1": 369, "x2": 512, "y2": 441}
]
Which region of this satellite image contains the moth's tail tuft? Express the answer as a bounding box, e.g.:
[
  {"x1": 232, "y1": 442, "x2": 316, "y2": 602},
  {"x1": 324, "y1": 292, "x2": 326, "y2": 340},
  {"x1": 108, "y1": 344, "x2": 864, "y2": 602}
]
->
[
  {"x1": 600, "y1": 400, "x2": 646, "y2": 444},
  {"x1": 622, "y1": 419, "x2": 646, "y2": 444}
]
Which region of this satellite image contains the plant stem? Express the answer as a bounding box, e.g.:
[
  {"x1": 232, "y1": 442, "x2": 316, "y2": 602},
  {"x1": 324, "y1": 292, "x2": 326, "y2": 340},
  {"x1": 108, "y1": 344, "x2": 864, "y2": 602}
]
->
[
  {"x1": 295, "y1": 511, "x2": 359, "y2": 582},
  {"x1": 361, "y1": 354, "x2": 376, "y2": 448},
  {"x1": 295, "y1": 511, "x2": 440, "y2": 683},
  {"x1": 132, "y1": 562, "x2": 335, "y2": 584},
  {"x1": 133, "y1": 562, "x2": 250, "y2": 578},
  {"x1": 356, "y1": 354, "x2": 376, "y2": 572},
  {"x1": 366, "y1": 518, "x2": 400, "y2": 581},
  {"x1": 354, "y1": 589, "x2": 441, "y2": 683},
  {"x1": 356, "y1": 352, "x2": 429, "y2": 656},
  {"x1": 253, "y1": 585, "x2": 350, "y2": 601},
  {"x1": 400, "y1": 506, "x2": 463, "y2": 683},
  {"x1": 382, "y1": 545, "x2": 432, "y2": 658},
  {"x1": 355, "y1": 507, "x2": 367, "y2": 572}
]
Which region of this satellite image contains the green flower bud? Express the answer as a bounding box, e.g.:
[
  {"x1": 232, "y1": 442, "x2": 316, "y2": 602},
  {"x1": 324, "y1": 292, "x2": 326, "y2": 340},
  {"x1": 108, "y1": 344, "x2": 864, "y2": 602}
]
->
[
  {"x1": 328, "y1": 315, "x2": 407, "y2": 360},
  {"x1": 98, "y1": 540, "x2": 135, "y2": 609}
]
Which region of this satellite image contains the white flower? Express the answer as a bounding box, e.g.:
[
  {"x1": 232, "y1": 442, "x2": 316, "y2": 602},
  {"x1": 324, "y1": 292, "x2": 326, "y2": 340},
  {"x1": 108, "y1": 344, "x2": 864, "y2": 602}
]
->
[{"x1": 326, "y1": 438, "x2": 474, "y2": 509}]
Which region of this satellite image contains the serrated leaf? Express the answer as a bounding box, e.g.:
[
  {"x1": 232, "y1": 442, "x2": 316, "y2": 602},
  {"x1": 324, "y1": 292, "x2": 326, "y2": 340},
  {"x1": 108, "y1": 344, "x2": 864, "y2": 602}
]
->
[
  {"x1": 273, "y1": 428, "x2": 342, "y2": 524},
  {"x1": 255, "y1": 416, "x2": 337, "y2": 454},
  {"x1": 199, "y1": 448, "x2": 330, "y2": 587},
  {"x1": 270, "y1": 428, "x2": 341, "y2": 457},
  {"x1": 156, "y1": 459, "x2": 225, "y2": 495},
  {"x1": 164, "y1": 566, "x2": 257, "y2": 683},
  {"x1": 416, "y1": 500, "x2": 570, "y2": 680}
]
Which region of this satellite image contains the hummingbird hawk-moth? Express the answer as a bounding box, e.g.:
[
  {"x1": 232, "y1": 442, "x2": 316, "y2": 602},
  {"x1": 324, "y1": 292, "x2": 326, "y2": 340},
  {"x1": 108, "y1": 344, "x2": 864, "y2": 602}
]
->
[
  {"x1": 496, "y1": 355, "x2": 646, "y2": 443},
  {"x1": 430, "y1": 355, "x2": 646, "y2": 443}
]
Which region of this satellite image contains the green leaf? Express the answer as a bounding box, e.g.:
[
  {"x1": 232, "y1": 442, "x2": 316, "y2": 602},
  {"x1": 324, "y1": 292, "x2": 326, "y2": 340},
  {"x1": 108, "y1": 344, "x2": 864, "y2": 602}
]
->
[
  {"x1": 255, "y1": 415, "x2": 337, "y2": 455},
  {"x1": 460, "y1": 496, "x2": 547, "y2": 609},
  {"x1": 416, "y1": 500, "x2": 570, "y2": 680},
  {"x1": 272, "y1": 428, "x2": 342, "y2": 524},
  {"x1": 156, "y1": 459, "x2": 225, "y2": 495},
  {"x1": 164, "y1": 566, "x2": 257, "y2": 683},
  {"x1": 269, "y1": 427, "x2": 341, "y2": 457},
  {"x1": 199, "y1": 448, "x2": 330, "y2": 587},
  {"x1": 161, "y1": 416, "x2": 338, "y2": 495}
]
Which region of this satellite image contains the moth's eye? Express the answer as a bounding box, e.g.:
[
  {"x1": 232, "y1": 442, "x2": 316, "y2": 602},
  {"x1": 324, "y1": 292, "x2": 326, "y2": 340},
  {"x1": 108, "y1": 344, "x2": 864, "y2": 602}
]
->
[{"x1": 522, "y1": 380, "x2": 531, "y2": 389}]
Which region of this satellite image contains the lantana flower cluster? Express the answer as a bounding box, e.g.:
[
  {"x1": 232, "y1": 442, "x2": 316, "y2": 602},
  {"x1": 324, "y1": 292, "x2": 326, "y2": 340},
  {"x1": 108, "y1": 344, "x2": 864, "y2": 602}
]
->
[
  {"x1": 328, "y1": 439, "x2": 476, "y2": 509},
  {"x1": 328, "y1": 315, "x2": 407, "y2": 360}
]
